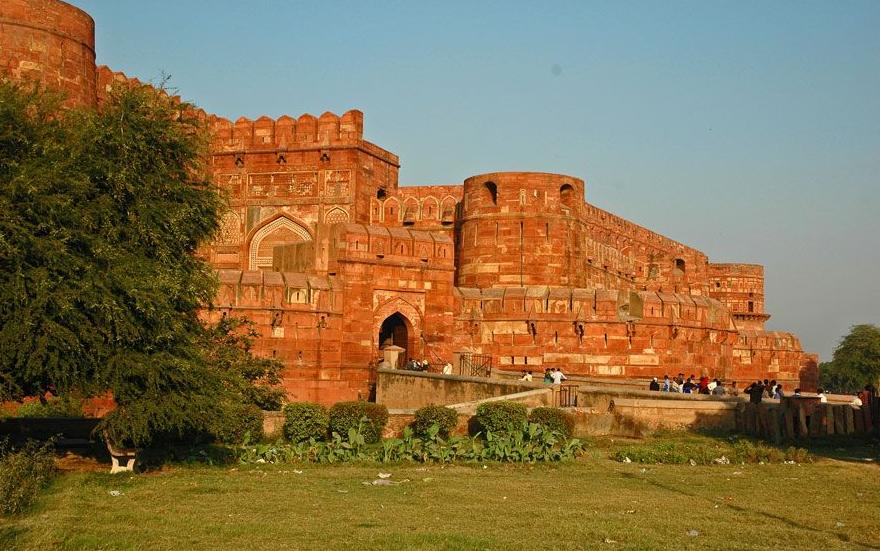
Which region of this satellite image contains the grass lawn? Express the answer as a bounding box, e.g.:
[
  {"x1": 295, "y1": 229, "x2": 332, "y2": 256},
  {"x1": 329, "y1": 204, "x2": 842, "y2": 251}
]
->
[{"x1": 2, "y1": 435, "x2": 879, "y2": 551}]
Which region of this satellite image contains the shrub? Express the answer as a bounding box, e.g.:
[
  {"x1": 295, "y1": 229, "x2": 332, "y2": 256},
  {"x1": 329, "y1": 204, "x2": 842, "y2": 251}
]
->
[
  {"x1": 16, "y1": 396, "x2": 84, "y2": 418},
  {"x1": 328, "y1": 402, "x2": 388, "y2": 444},
  {"x1": 211, "y1": 403, "x2": 264, "y2": 444},
  {"x1": 411, "y1": 405, "x2": 458, "y2": 438},
  {"x1": 474, "y1": 401, "x2": 528, "y2": 435},
  {"x1": 283, "y1": 402, "x2": 329, "y2": 442},
  {"x1": 529, "y1": 407, "x2": 574, "y2": 438},
  {"x1": 0, "y1": 439, "x2": 57, "y2": 516}
]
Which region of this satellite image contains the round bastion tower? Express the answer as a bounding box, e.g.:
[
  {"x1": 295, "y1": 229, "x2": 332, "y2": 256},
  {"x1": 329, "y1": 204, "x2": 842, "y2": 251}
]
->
[
  {"x1": 0, "y1": 0, "x2": 97, "y2": 108},
  {"x1": 457, "y1": 172, "x2": 588, "y2": 288}
]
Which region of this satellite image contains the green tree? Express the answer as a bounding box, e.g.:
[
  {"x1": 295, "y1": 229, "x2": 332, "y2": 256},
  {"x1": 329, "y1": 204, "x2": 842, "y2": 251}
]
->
[
  {"x1": 0, "y1": 82, "x2": 280, "y2": 445},
  {"x1": 819, "y1": 324, "x2": 880, "y2": 392}
]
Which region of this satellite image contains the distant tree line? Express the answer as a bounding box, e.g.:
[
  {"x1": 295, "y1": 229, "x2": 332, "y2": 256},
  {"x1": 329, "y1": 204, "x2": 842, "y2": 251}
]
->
[{"x1": 819, "y1": 324, "x2": 880, "y2": 393}]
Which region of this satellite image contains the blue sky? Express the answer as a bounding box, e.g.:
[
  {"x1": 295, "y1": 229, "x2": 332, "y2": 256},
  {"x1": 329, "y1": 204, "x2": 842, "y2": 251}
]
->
[{"x1": 73, "y1": 0, "x2": 880, "y2": 361}]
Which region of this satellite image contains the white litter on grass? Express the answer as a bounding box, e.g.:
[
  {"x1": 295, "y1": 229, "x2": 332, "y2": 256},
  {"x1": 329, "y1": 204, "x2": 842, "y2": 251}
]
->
[
  {"x1": 689, "y1": 459, "x2": 697, "y2": 466},
  {"x1": 622, "y1": 457, "x2": 632, "y2": 464},
  {"x1": 603, "y1": 537, "x2": 617, "y2": 544},
  {"x1": 363, "y1": 478, "x2": 411, "y2": 486},
  {"x1": 687, "y1": 529, "x2": 700, "y2": 537},
  {"x1": 713, "y1": 456, "x2": 730, "y2": 465},
  {"x1": 293, "y1": 469, "x2": 303, "y2": 474},
  {"x1": 109, "y1": 490, "x2": 123, "y2": 497},
  {"x1": 836, "y1": 522, "x2": 845, "y2": 528},
  {"x1": 378, "y1": 472, "x2": 392, "y2": 479}
]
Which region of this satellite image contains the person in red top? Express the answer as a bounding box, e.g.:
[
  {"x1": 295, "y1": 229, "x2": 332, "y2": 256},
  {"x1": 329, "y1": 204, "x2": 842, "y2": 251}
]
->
[{"x1": 698, "y1": 375, "x2": 710, "y2": 394}]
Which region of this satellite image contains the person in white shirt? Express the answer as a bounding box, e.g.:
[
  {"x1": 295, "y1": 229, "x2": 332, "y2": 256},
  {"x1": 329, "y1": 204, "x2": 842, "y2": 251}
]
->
[
  {"x1": 851, "y1": 394, "x2": 863, "y2": 408},
  {"x1": 817, "y1": 388, "x2": 828, "y2": 403},
  {"x1": 550, "y1": 367, "x2": 566, "y2": 385},
  {"x1": 519, "y1": 370, "x2": 533, "y2": 382}
]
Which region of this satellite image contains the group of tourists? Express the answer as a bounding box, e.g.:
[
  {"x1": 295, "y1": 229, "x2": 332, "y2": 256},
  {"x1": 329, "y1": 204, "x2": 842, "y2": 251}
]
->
[
  {"x1": 648, "y1": 373, "x2": 734, "y2": 396},
  {"x1": 519, "y1": 368, "x2": 567, "y2": 385}
]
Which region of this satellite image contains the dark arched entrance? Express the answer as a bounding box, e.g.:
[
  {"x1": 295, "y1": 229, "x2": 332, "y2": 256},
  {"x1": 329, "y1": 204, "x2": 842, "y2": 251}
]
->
[{"x1": 378, "y1": 312, "x2": 409, "y2": 366}]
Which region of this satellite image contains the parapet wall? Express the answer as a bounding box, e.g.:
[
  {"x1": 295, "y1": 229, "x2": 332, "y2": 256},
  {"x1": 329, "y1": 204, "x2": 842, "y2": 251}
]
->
[
  {"x1": 210, "y1": 111, "x2": 366, "y2": 152},
  {"x1": 0, "y1": 0, "x2": 96, "y2": 108}
]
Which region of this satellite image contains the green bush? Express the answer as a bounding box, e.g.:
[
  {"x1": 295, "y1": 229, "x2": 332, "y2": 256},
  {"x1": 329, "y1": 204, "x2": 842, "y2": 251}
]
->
[
  {"x1": 0, "y1": 439, "x2": 57, "y2": 516},
  {"x1": 283, "y1": 402, "x2": 329, "y2": 442},
  {"x1": 328, "y1": 402, "x2": 388, "y2": 444},
  {"x1": 211, "y1": 403, "x2": 264, "y2": 444},
  {"x1": 411, "y1": 405, "x2": 458, "y2": 438},
  {"x1": 16, "y1": 396, "x2": 84, "y2": 418},
  {"x1": 474, "y1": 401, "x2": 528, "y2": 435},
  {"x1": 529, "y1": 407, "x2": 574, "y2": 438}
]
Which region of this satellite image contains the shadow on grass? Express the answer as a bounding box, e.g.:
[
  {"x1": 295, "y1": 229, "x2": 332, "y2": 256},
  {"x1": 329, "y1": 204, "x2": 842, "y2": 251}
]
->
[{"x1": 615, "y1": 466, "x2": 880, "y2": 550}]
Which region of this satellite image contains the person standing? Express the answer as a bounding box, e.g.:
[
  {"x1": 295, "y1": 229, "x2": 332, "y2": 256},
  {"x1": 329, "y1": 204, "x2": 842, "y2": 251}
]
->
[{"x1": 550, "y1": 367, "x2": 567, "y2": 385}]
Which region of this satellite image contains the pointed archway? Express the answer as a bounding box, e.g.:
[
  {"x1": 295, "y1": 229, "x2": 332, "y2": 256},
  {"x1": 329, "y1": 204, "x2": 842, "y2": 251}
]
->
[{"x1": 378, "y1": 313, "x2": 410, "y2": 368}]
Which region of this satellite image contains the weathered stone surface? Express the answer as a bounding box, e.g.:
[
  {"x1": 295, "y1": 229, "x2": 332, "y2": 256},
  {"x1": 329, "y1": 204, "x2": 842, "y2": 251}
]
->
[{"x1": 1, "y1": 1, "x2": 820, "y2": 403}]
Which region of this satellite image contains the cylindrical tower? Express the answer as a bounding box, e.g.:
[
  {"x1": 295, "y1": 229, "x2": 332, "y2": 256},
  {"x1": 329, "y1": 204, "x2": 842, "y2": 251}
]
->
[
  {"x1": 457, "y1": 172, "x2": 587, "y2": 288},
  {"x1": 0, "y1": 0, "x2": 97, "y2": 108}
]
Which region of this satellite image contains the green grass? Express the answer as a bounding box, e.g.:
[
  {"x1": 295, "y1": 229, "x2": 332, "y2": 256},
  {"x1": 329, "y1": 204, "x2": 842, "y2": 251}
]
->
[{"x1": 2, "y1": 434, "x2": 879, "y2": 550}]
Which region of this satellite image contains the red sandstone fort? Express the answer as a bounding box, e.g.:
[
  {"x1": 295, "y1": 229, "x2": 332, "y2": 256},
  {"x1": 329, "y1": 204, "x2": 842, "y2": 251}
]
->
[{"x1": 1, "y1": 0, "x2": 818, "y2": 404}]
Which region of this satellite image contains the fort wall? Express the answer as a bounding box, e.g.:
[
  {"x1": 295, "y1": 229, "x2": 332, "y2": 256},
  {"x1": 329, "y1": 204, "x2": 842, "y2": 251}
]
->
[
  {"x1": 0, "y1": 0, "x2": 96, "y2": 108},
  {"x1": 1, "y1": 0, "x2": 821, "y2": 403}
]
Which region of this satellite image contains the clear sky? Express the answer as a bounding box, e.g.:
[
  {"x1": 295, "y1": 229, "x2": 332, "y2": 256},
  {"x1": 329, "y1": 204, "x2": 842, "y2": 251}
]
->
[{"x1": 73, "y1": 0, "x2": 879, "y2": 361}]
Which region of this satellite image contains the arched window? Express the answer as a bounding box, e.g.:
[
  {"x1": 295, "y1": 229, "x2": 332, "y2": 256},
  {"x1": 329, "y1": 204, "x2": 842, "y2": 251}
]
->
[
  {"x1": 484, "y1": 181, "x2": 498, "y2": 205},
  {"x1": 560, "y1": 183, "x2": 575, "y2": 209},
  {"x1": 674, "y1": 258, "x2": 686, "y2": 274}
]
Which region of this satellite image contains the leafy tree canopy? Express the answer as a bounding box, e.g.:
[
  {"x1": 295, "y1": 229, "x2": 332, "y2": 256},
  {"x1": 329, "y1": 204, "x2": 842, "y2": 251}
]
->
[
  {"x1": 819, "y1": 324, "x2": 880, "y2": 393},
  {"x1": 0, "y1": 82, "x2": 281, "y2": 445}
]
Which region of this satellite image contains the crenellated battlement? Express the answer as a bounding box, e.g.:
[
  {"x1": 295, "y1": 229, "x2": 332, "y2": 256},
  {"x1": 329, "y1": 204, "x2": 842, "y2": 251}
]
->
[
  {"x1": 454, "y1": 286, "x2": 734, "y2": 328},
  {"x1": 329, "y1": 223, "x2": 455, "y2": 268},
  {"x1": 214, "y1": 270, "x2": 338, "y2": 311},
  {"x1": 210, "y1": 111, "x2": 364, "y2": 152}
]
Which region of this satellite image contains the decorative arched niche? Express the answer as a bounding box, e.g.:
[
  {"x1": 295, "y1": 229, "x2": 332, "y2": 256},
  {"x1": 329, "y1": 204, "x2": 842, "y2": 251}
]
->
[{"x1": 248, "y1": 215, "x2": 312, "y2": 270}]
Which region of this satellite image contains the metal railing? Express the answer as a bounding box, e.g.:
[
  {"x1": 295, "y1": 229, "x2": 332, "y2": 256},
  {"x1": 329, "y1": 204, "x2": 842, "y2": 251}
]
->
[
  {"x1": 458, "y1": 353, "x2": 492, "y2": 378},
  {"x1": 555, "y1": 384, "x2": 579, "y2": 407}
]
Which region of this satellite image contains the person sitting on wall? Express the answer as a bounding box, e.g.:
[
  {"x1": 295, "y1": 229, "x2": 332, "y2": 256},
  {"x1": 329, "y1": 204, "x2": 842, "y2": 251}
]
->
[
  {"x1": 649, "y1": 377, "x2": 660, "y2": 391},
  {"x1": 543, "y1": 369, "x2": 553, "y2": 384},
  {"x1": 793, "y1": 388, "x2": 802, "y2": 397},
  {"x1": 774, "y1": 384, "x2": 785, "y2": 399},
  {"x1": 442, "y1": 362, "x2": 453, "y2": 375},
  {"x1": 520, "y1": 370, "x2": 533, "y2": 382},
  {"x1": 662, "y1": 375, "x2": 672, "y2": 392},
  {"x1": 729, "y1": 381, "x2": 739, "y2": 396},
  {"x1": 817, "y1": 388, "x2": 828, "y2": 403},
  {"x1": 670, "y1": 378, "x2": 681, "y2": 392},
  {"x1": 858, "y1": 385, "x2": 873, "y2": 407},
  {"x1": 422, "y1": 359, "x2": 430, "y2": 371},
  {"x1": 746, "y1": 380, "x2": 764, "y2": 404},
  {"x1": 712, "y1": 380, "x2": 726, "y2": 396},
  {"x1": 682, "y1": 377, "x2": 696, "y2": 394},
  {"x1": 850, "y1": 393, "x2": 863, "y2": 409},
  {"x1": 708, "y1": 378, "x2": 718, "y2": 392},
  {"x1": 766, "y1": 379, "x2": 778, "y2": 399},
  {"x1": 550, "y1": 367, "x2": 567, "y2": 385},
  {"x1": 698, "y1": 375, "x2": 710, "y2": 393}
]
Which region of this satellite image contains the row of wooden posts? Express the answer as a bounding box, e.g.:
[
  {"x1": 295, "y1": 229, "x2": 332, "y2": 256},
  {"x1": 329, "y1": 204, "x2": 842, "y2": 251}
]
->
[{"x1": 735, "y1": 397, "x2": 878, "y2": 442}]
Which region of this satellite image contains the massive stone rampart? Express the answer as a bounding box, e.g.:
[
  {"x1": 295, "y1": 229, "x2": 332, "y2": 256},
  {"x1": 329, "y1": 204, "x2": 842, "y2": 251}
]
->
[{"x1": 0, "y1": 0, "x2": 96, "y2": 107}]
